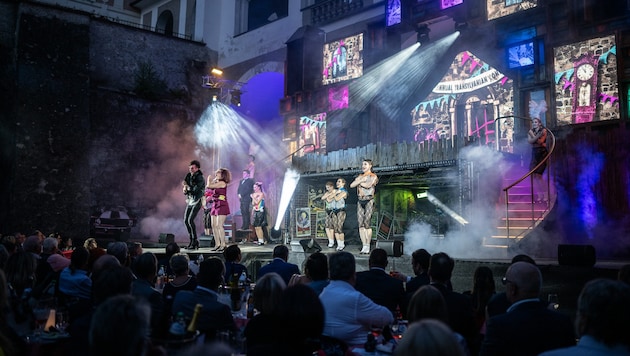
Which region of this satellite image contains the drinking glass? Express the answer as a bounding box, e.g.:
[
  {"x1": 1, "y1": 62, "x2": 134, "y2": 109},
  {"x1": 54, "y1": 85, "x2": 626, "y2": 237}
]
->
[{"x1": 547, "y1": 293, "x2": 559, "y2": 310}]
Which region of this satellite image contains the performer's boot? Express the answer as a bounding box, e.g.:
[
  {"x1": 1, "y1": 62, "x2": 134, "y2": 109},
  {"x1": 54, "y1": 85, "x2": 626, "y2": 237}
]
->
[
  {"x1": 191, "y1": 238, "x2": 199, "y2": 250},
  {"x1": 186, "y1": 237, "x2": 194, "y2": 249}
]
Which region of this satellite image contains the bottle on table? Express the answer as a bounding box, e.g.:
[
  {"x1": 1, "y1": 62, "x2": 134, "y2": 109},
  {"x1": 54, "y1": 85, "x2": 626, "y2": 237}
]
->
[{"x1": 187, "y1": 304, "x2": 203, "y2": 334}]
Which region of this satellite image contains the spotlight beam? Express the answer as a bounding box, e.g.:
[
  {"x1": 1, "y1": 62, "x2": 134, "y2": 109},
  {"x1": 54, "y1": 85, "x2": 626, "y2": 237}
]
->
[
  {"x1": 273, "y1": 169, "x2": 301, "y2": 231},
  {"x1": 426, "y1": 192, "x2": 468, "y2": 226}
]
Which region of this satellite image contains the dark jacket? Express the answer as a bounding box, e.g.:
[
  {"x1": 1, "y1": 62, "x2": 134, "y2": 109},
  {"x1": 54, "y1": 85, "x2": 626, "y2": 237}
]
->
[
  {"x1": 257, "y1": 258, "x2": 300, "y2": 285},
  {"x1": 237, "y1": 178, "x2": 254, "y2": 201},
  {"x1": 172, "y1": 287, "x2": 236, "y2": 337},
  {"x1": 184, "y1": 170, "x2": 205, "y2": 202},
  {"x1": 355, "y1": 268, "x2": 405, "y2": 317}
]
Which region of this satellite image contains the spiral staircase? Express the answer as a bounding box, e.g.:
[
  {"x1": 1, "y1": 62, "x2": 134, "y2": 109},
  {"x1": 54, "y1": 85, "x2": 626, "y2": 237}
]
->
[{"x1": 483, "y1": 116, "x2": 557, "y2": 249}]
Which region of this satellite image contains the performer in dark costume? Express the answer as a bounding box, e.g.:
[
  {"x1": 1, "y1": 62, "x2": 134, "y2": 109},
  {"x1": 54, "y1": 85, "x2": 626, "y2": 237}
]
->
[
  {"x1": 251, "y1": 182, "x2": 267, "y2": 246},
  {"x1": 527, "y1": 118, "x2": 548, "y2": 203},
  {"x1": 182, "y1": 160, "x2": 204, "y2": 250},
  {"x1": 237, "y1": 169, "x2": 254, "y2": 230}
]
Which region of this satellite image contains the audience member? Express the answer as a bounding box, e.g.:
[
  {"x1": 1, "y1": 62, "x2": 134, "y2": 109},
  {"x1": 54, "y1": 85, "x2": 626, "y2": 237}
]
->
[
  {"x1": 131, "y1": 252, "x2": 165, "y2": 336},
  {"x1": 428, "y1": 252, "x2": 476, "y2": 348},
  {"x1": 394, "y1": 319, "x2": 464, "y2": 356},
  {"x1": 84, "y1": 237, "x2": 106, "y2": 272},
  {"x1": 89, "y1": 294, "x2": 166, "y2": 356},
  {"x1": 0, "y1": 235, "x2": 17, "y2": 255},
  {"x1": 58, "y1": 246, "x2": 92, "y2": 300},
  {"x1": 172, "y1": 257, "x2": 236, "y2": 338},
  {"x1": 244, "y1": 272, "x2": 287, "y2": 355},
  {"x1": 319, "y1": 251, "x2": 393, "y2": 347},
  {"x1": 158, "y1": 242, "x2": 180, "y2": 277},
  {"x1": 47, "y1": 253, "x2": 70, "y2": 273},
  {"x1": 407, "y1": 285, "x2": 470, "y2": 355},
  {"x1": 107, "y1": 241, "x2": 130, "y2": 267},
  {"x1": 0, "y1": 244, "x2": 9, "y2": 270},
  {"x1": 463, "y1": 266, "x2": 496, "y2": 338},
  {"x1": 257, "y1": 245, "x2": 300, "y2": 285},
  {"x1": 289, "y1": 251, "x2": 330, "y2": 295},
  {"x1": 35, "y1": 237, "x2": 58, "y2": 284},
  {"x1": 277, "y1": 284, "x2": 326, "y2": 356},
  {"x1": 91, "y1": 254, "x2": 121, "y2": 276},
  {"x1": 59, "y1": 235, "x2": 74, "y2": 252},
  {"x1": 0, "y1": 270, "x2": 25, "y2": 356},
  {"x1": 128, "y1": 241, "x2": 143, "y2": 271},
  {"x1": 486, "y1": 254, "x2": 536, "y2": 318},
  {"x1": 540, "y1": 278, "x2": 630, "y2": 356},
  {"x1": 223, "y1": 245, "x2": 248, "y2": 283},
  {"x1": 355, "y1": 248, "x2": 405, "y2": 317},
  {"x1": 162, "y1": 253, "x2": 197, "y2": 317},
  {"x1": 22, "y1": 235, "x2": 42, "y2": 260},
  {"x1": 479, "y1": 262, "x2": 575, "y2": 356}
]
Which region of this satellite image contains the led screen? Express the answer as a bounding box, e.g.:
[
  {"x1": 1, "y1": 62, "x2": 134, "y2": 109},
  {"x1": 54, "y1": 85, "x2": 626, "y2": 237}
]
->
[
  {"x1": 299, "y1": 113, "x2": 327, "y2": 153},
  {"x1": 322, "y1": 34, "x2": 364, "y2": 85},
  {"x1": 487, "y1": 0, "x2": 537, "y2": 21},
  {"x1": 507, "y1": 41, "x2": 534, "y2": 68},
  {"x1": 441, "y1": 0, "x2": 464, "y2": 10},
  {"x1": 386, "y1": 0, "x2": 402, "y2": 26},
  {"x1": 328, "y1": 85, "x2": 349, "y2": 111}
]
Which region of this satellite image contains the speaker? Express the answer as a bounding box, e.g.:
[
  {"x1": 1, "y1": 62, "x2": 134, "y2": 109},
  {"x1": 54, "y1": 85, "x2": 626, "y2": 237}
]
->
[
  {"x1": 158, "y1": 233, "x2": 175, "y2": 244},
  {"x1": 376, "y1": 240, "x2": 403, "y2": 257},
  {"x1": 299, "y1": 238, "x2": 322, "y2": 253},
  {"x1": 558, "y1": 244, "x2": 596, "y2": 267}
]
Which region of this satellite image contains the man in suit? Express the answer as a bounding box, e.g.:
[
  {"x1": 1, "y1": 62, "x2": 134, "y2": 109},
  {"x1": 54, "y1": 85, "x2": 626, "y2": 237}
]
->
[
  {"x1": 480, "y1": 262, "x2": 576, "y2": 356},
  {"x1": 355, "y1": 248, "x2": 405, "y2": 317},
  {"x1": 237, "y1": 169, "x2": 254, "y2": 230},
  {"x1": 131, "y1": 252, "x2": 165, "y2": 336},
  {"x1": 428, "y1": 252, "x2": 477, "y2": 351},
  {"x1": 172, "y1": 257, "x2": 236, "y2": 338},
  {"x1": 392, "y1": 248, "x2": 432, "y2": 309},
  {"x1": 257, "y1": 245, "x2": 300, "y2": 285}
]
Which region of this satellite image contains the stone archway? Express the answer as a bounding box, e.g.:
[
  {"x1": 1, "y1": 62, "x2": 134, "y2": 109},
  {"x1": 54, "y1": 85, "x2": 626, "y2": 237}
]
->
[{"x1": 156, "y1": 10, "x2": 174, "y2": 36}]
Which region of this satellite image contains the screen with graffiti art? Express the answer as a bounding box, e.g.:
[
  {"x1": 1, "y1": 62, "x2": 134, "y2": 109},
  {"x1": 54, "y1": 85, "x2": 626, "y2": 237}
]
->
[{"x1": 322, "y1": 34, "x2": 364, "y2": 85}]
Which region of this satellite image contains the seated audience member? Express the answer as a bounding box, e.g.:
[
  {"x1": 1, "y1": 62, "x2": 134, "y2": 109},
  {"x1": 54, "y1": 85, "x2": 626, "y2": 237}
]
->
[
  {"x1": 223, "y1": 245, "x2": 248, "y2": 282},
  {"x1": 22, "y1": 235, "x2": 42, "y2": 261},
  {"x1": 355, "y1": 248, "x2": 405, "y2": 317},
  {"x1": 91, "y1": 254, "x2": 121, "y2": 276},
  {"x1": 128, "y1": 242, "x2": 143, "y2": 272},
  {"x1": 58, "y1": 246, "x2": 91, "y2": 300},
  {"x1": 59, "y1": 235, "x2": 74, "y2": 252},
  {"x1": 407, "y1": 285, "x2": 470, "y2": 355},
  {"x1": 0, "y1": 244, "x2": 8, "y2": 270},
  {"x1": 428, "y1": 252, "x2": 476, "y2": 348},
  {"x1": 35, "y1": 237, "x2": 58, "y2": 283},
  {"x1": 289, "y1": 251, "x2": 330, "y2": 295},
  {"x1": 84, "y1": 238, "x2": 106, "y2": 272},
  {"x1": 158, "y1": 242, "x2": 180, "y2": 276},
  {"x1": 394, "y1": 319, "x2": 464, "y2": 356},
  {"x1": 486, "y1": 254, "x2": 537, "y2": 318},
  {"x1": 172, "y1": 257, "x2": 236, "y2": 338},
  {"x1": 244, "y1": 272, "x2": 286, "y2": 355},
  {"x1": 0, "y1": 235, "x2": 18, "y2": 255},
  {"x1": 0, "y1": 270, "x2": 26, "y2": 356},
  {"x1": 89, "y1": 295, "x2": 166, "y2": 356},
  {"x1": 319, "y1": 251, "x2": 393, "y2": 347},
  {"x1": 480, "y1": 262, "x2": 575, "y2": 356},
  {"x1": 276, "y1": 284, "x2": 326, "y2": 356},
  {"x1": 107, "y1": 241, "x2": 130, "y2": 267},
  {"x1": 131, "y1": 252, "x2": 165, "y2": 336},
  {"x1": 67, "y1": 265, "x2": 134, "y2": 356},
  {"x1": 401, "y1": 248, "x2": 431, "y2": 296},
  {"x1": 540, "y1": 278, "x2": 630, "y2": 356},
  {"x1": 162, "y1": 253, "x2": 197, "y2": 316},
  {"x1": 463, "y1": 265, "x2": 496, "y2": 349},
  {"x1": 257, "y1": 245, "x2": 300, "y2": 285}
]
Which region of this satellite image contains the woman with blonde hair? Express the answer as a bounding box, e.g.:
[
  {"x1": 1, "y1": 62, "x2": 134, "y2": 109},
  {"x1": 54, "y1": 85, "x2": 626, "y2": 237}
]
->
[
  {"x1": 394, "y1": 319, "x2": 464, "y2": 356},
  {"x1": 206, "y1": 168, "x2": 232, "y2": 252}
]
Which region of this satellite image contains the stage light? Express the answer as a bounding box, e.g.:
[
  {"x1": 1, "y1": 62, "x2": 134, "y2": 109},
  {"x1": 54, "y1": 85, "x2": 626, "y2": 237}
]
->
[
  {"x1": 270, "y1": 228, "x2": 282, "y2": 240},
  {"x1": 230, "y1": 89, "x2": 242, "y2": 106},
  {"x1": 273, "y1": 169, "x2": 301, "y2": 231},
  {"x1": 211, "y1": 67, "x2": 223, "y2": 76},
  {"x1": 416, "y1": 24, "x2": 430, "y2": 44}
]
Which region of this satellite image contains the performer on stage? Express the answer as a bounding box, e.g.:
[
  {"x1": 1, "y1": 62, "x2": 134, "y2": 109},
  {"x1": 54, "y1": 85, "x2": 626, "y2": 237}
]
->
[
  {"x1": 251, "y1": 182, "x2": 267, "y2": 246},
  {"x1": 321, "y1": 181, "x2": 337, "y2": 248},
  {"x1": 350, "y1": 159, "x2": 378, "y2": 254},
  {"x1": 206, "y1": 168, "x2": 232, "y2": 252},
  {"x1": 527, "y1": 118, "x2": 548, "y2": 203},
  {"x1": 203, "y1": 185, "x2": 213, "y2": 238},
  {"x1": 332, "y1": 178, "x2": 348, "y2": 251},
  {"x1": 237, "y1": 169, "x2": 255, "y2": 230},
  {"x1": 182, "y1": 160, "x2": 204, "y2": 250}
]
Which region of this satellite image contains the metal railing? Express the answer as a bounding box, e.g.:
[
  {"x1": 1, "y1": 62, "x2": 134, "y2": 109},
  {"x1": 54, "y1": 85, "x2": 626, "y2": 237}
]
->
[{"x1": 495, "y1": 115, "x2": 556, "y2": 239}]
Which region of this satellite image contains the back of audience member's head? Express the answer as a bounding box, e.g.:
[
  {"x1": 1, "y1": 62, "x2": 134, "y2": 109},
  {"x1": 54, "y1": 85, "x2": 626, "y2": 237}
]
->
[
  {"x1": 277, "y1": 284, "x2": 325, "y2": 354},
  {"x1": 165, "y1": 242, "x2": 180, "y2": 258},
  {"x1": 253, "y1": 272, "x2": 286, "y2": 315},
  {"x1": 618, "y1": 264, "x2": 630, "y2": 286},
  {"x1": 133, "y1": 252, "x2": 158, "y2": 281},
  {"x1": 197, "y1": 257, "x2": 225, "y2": 290},
  {"x1": 223, "y1": 245, "x2": 241, "y2": 263},
  {"x1": 575, "y1": 278, "x2": 630, "y2": 347},
  {"x1": 91, "y1": 254, "x2": 121, "y2": 276},
  {"x1": 84, "y1": 238, "x2": 98, "y2": 250},
  {"x1": 0, "y1": 235, "x2": 17, "y2": 254},
  {"x1": 272, "y1": 245, "x2": 289, "y2": 261},
  {"x1": 177, "y1": 342, "x2": 233, "y2": 356},
  {"x1": 69, "y1": 246, "x2": 90, "y2": 274},
  {"x1": 22, "y1": 235, "x2": 42, "y2": 254},
  {"x1": 107, "y1": 241, "x2": 129, "y2": 266},
  {"x1": 412, "y1": 248, "x2": 431, "y2": 274},
  {"x1": 0, "y1": 270, "x2": 16, "y2": 356},
  {"x1": 511, "y1": 254, "x2": 536, "y2": 265},
  {"x1": 505, "y1": 261, "x2": 542, "y2": 302},
  {"x1": 428, "y1": 252, "x2": 454, "y2": 283},
  {"x1": 471, "y1": 266, "x2": 496, "y2": 312},
  {"x1": 42, "y1": 237, "x2": 58, "y2": 254},
  {"x1": 305, "y1": 252, "x2": 328, "y2": 281},
  {"x1": 170, "y1": 253, "x2": 191, "y2": 276},
  {"x1": 368, "y1": 248, "x2": 389, "y2": 269},
  {"x1": 329, "y1": 251, "x2": 356, "y2": 282},
  {"x1": 407, "y1": 285, "x2": 449, "y2": 324},
  {"x1": 394, "y1": 319, "x2": 464, "y2": 356},
  {"x1": 89, "y1": 295, "x2": 151, "y2": 356},
  {"x1": 5, "y1": 250, "x2": 37, "y2": 296},
  {"x1": 127, "y1": 242, "x2": 143, "y2": 258},
  {"x1": 91, "y1": 265, "x2": 134, "y2": 306}
]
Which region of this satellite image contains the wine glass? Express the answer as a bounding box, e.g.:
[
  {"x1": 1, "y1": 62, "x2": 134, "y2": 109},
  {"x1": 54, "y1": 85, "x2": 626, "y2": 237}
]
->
[{"x1": 547, "y1": 293, "x2": 559, "y2": 310}]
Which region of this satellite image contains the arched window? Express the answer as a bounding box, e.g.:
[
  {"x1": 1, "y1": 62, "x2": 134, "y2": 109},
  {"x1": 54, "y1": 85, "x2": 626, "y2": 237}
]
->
[{"x1": 156, "y1": 10, "x2": 174, "y2": 36}]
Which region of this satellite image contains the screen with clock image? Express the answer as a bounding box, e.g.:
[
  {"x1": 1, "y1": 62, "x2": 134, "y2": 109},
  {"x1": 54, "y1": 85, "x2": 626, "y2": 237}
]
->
[
  {"x1": 322, "y1": 33, "x2": 364, "y2": 85},
  {"x1": 507, "y1": 41, "x2": 534, "y2": 69},
  {"x1": 552, "y1": 35, "x2": 619, "y2": 126}
]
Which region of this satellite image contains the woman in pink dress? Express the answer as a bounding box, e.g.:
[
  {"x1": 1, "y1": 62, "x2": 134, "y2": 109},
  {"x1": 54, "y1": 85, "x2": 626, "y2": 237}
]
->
[{"x1": 206, "y1": 168, "x2": 232, "y2": 252}]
